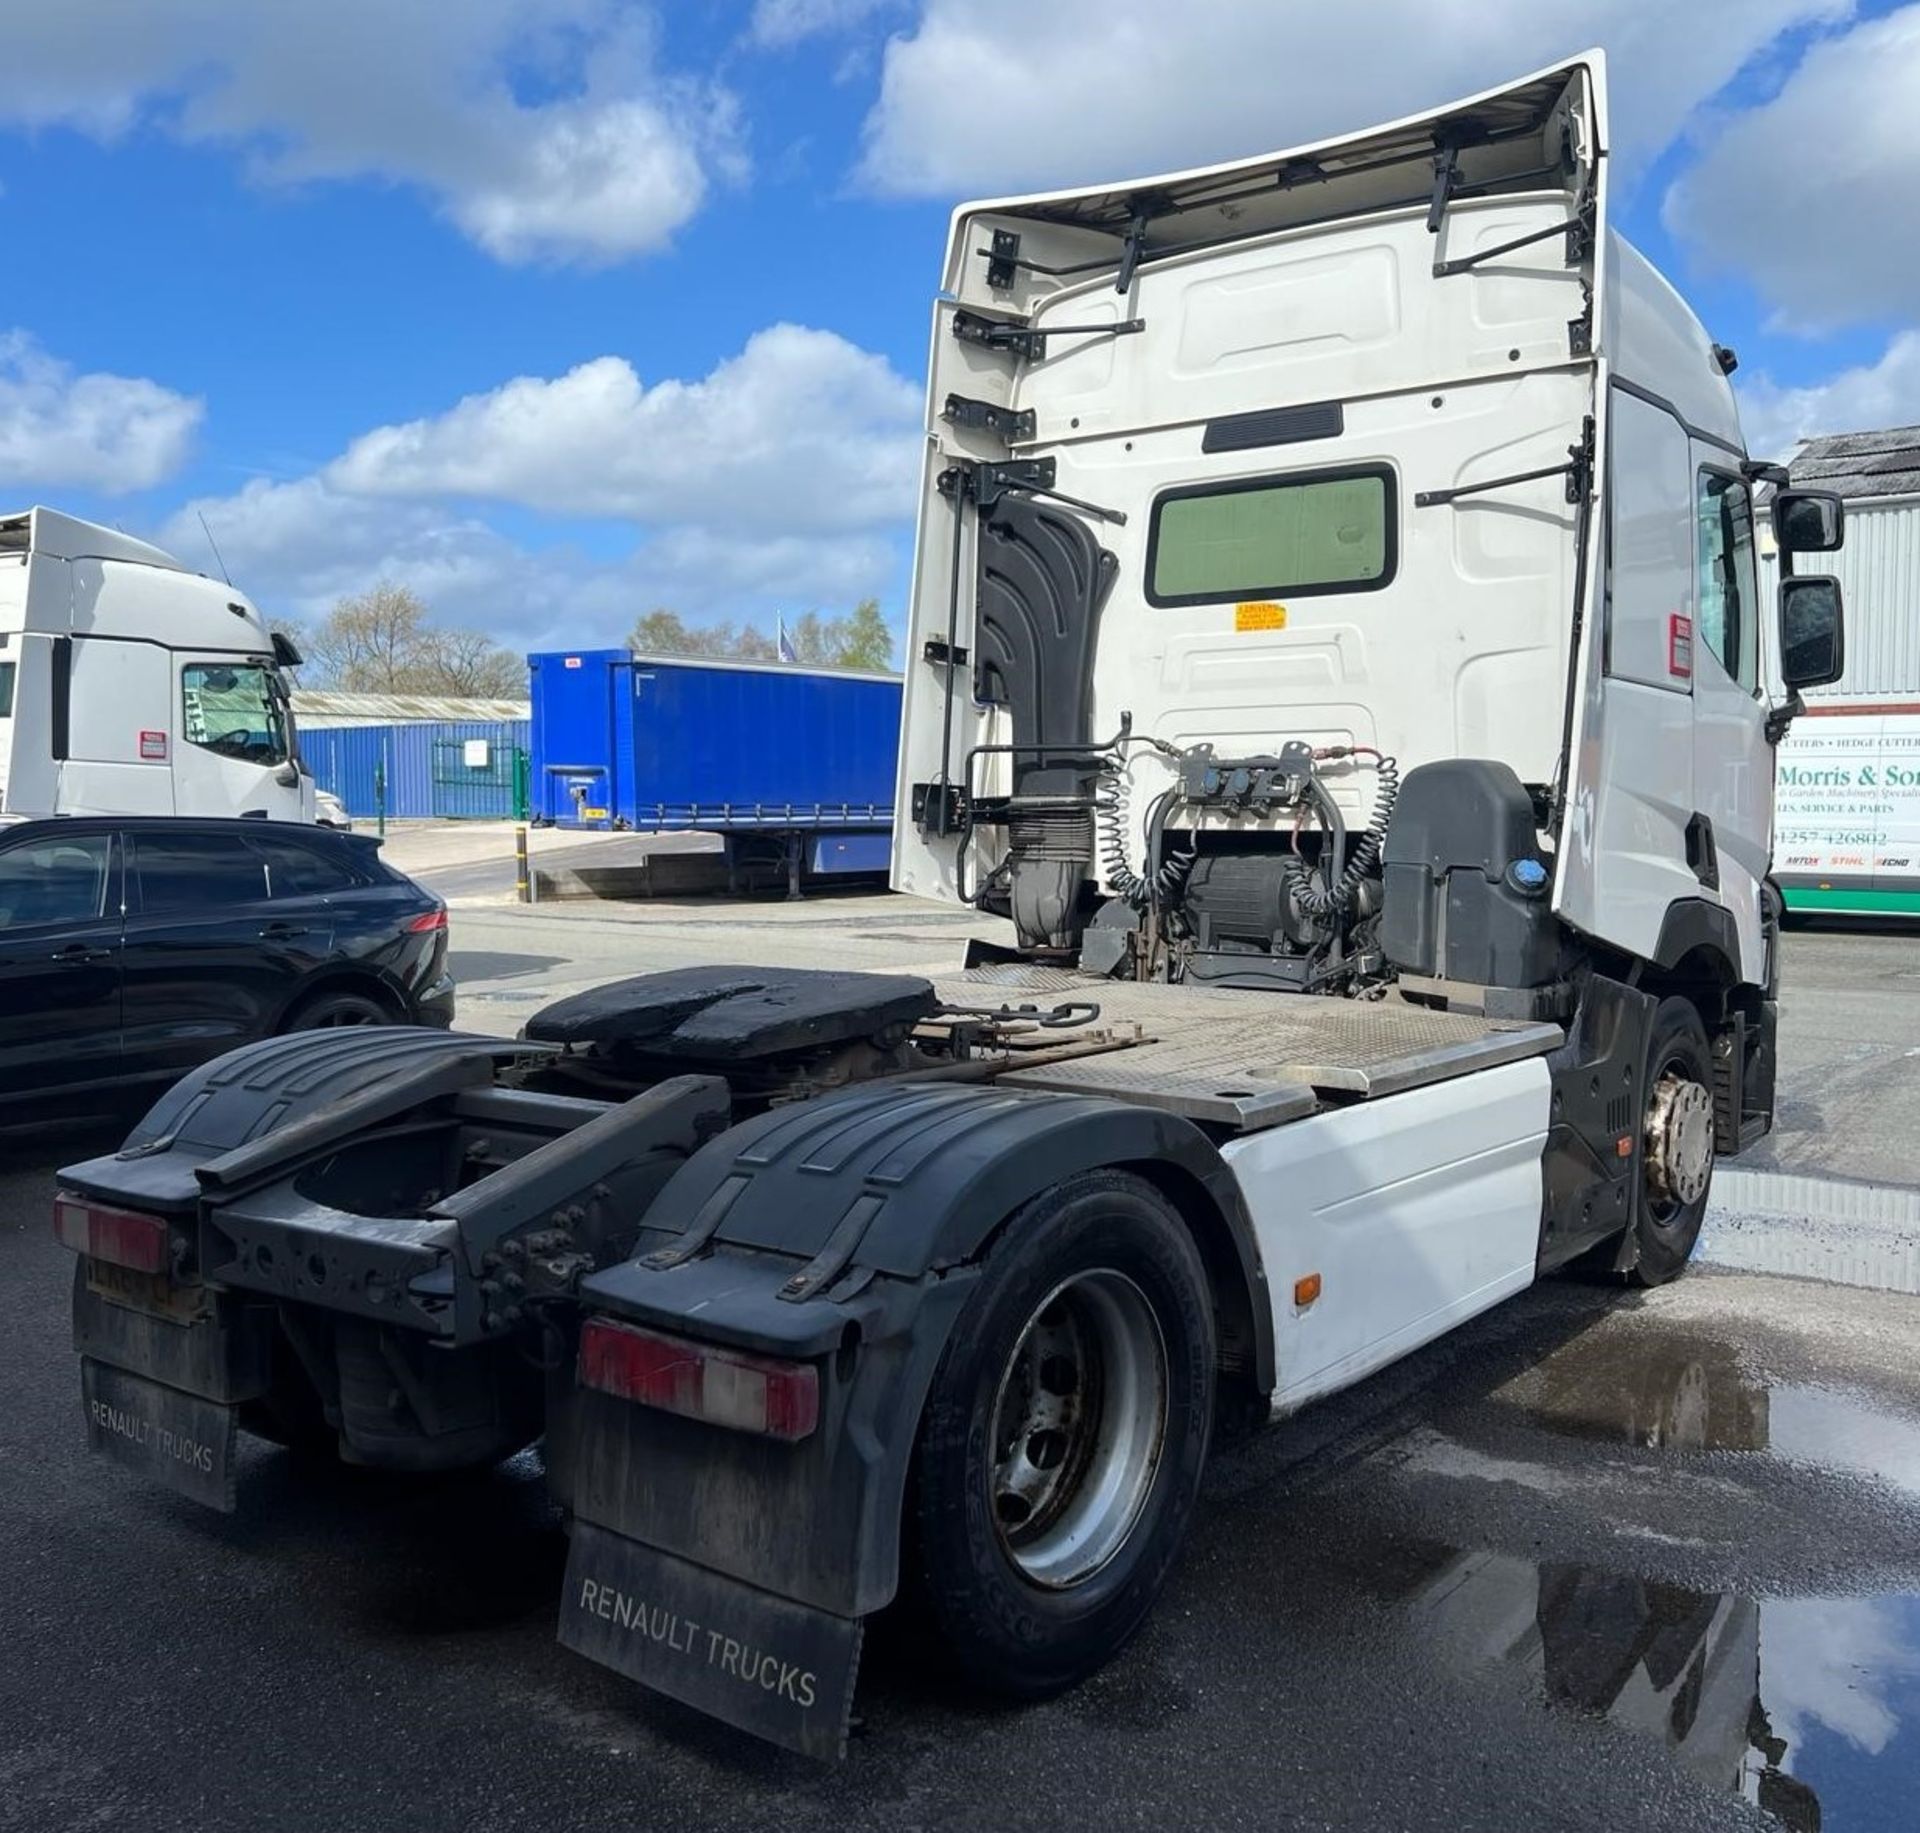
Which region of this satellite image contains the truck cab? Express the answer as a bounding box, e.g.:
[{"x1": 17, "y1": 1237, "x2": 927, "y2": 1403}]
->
[
  {"x1": 893, "y1": 54, "x2": 1842, "y2": 1021},
  {"x1": 0, "y1": 506, "x2": 312, "y2": 823}
]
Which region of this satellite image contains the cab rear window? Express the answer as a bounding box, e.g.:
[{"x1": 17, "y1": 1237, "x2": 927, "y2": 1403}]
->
[
  {"x1": 1146, "y1": 467, "x2": 1396, "y2": 606},
  {"x1": 0, "y1": 659, "x2": 14, "y2": 717}
]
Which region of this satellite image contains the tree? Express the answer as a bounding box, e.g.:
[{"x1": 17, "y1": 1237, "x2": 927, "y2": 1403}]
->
[
  {"x1": 417, "y1": 627, "x2": 527, "y2": 698},
  {"x1": 629, "y1": 609, "x2": 773, "y2": 660},
  {"x1": 305, "y1": 583, "x2": 426, "y2": 689},
  {"x1": 836, "y1": 599, "x2": 893, "y2": 671},
  {"x1": 302, "y1": 582, "x2": 523, "y2": 698},
  {"x1": 627, "y1": 601, "x2": 894, "y2": 671}
]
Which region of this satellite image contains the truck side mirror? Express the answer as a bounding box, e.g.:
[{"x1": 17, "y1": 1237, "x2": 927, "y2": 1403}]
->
[
  {"x1": 1771, "y1": 489, "x2": 1844, "y2": 553},
  {"x1": 271, "y1": 630, "x2": 305, "y2": 668},
  {"x1": 1778, "y1": 575, "x2": 1845, "y2": 690}
]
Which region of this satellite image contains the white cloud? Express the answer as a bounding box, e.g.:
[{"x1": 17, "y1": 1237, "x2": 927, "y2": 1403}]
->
[
  {"x1": 855, "y1": 0, "x2": 1849, "y2": 197},
  {"x1": 1762, "y1": 1596, "x2": 1920, "y2": 1761},
  {"x1": 1665, "y1": 5, "x2": 1920, "y2": 331},
  {"x1": 325, "y1": 325, "x2": 922, "y2": 533},
  {"x1": 157, "y1": 323, "x2": 922, "y2": 650},
  {"x1": 159, "y1": 475, "x2": 899, "y2": 654},
  {"x1": 0, "y1": 333, "x2": 201, "y2": 493},
  {"x1": 1737, "y1": 330, "x2": 1920, "y2": 456},
  {"x1": 0, "y1": 2, "x2": 735, "y2": 266},
  {"x1": 749, "y1": 0, "x2": 902, "y2": 48}
]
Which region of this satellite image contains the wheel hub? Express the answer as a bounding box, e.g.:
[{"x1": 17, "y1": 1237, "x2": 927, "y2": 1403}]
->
[
  {"x1": 987, "y1": 1269, "x2": 1168, "y2": 1589},
  {"x1": 1645, "y1": 1072, "x2": 1714, "y2": 1210}
]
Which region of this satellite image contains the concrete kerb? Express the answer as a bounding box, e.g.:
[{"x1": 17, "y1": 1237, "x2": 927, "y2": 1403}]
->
[{"x1": 1701, "y1": 1168, "x2": 1920, "y2": 1296}]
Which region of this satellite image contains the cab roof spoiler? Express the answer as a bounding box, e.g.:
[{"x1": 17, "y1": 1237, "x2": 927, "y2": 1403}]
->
[{"x1": 943, "y1": 52, "x2": 1605, "y2": 304}]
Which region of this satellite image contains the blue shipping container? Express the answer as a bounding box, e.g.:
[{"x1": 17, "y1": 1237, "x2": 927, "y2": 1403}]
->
[{"x1": 528, "y1": 651, "x2": 901, "y2": 834}]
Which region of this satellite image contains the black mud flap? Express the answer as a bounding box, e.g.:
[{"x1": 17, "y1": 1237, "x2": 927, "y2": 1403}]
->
[
  {"x1": 80, "y1": 1358, "x2": 239, "y2": 1513},
  {"x1": 558, "y1": 1520, "x2": 864, "y2": 1760}
]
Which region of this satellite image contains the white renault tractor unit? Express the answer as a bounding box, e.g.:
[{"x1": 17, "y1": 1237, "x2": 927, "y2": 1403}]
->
[
  {"x1": 0, "y1": 506, "x2": 311, "y2": 821},
  {"x1": 53, "y1": 54, "x2": 1845, "y2": 1760}
]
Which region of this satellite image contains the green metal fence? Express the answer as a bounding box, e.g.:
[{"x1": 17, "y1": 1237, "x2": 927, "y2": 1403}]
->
[{"x1": 430, "y1": 737, "x2": 531, "y2": 819}]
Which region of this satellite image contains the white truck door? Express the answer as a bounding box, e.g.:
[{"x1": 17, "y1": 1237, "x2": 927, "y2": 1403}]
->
[
  {"x1": 61, "y1": 638, "x2": 177, "y2": 815},
  {"x1": 1688, "y1": 455, "x2": 1768, "y2": 982},
  {"x1": 1556, "y1": 385, "x2": 1699, "y2": 959}
]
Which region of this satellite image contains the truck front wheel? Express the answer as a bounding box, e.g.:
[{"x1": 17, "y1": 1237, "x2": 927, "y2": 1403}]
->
[
  {"x1": 1629, "y1": 997, "x2": 1716, "y2": 1286},
  {"x1": 904, "y1": 1169, "x2": 1216, "y2": 1697}
]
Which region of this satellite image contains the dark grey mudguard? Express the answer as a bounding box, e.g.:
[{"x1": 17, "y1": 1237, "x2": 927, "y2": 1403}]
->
[
  {"x1": 59, "y1": 1027, "x2": 545, "y2": 1221},
  {"x1": 551, "y1": 1081, "x2": 1271, "y2": 1625}
]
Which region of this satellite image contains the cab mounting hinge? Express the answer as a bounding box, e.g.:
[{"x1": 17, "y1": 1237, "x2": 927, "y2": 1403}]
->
[
  {"x1": 936, "y1": 456, "x2": 1128, "y2": 525},
  {"x1": 986, "y1": 227, "x2": 1021, "y2": 289},
  {"x1": 951, "y1": 307, "x2": 1145, "y2": 365},
  {"x1": 1564, "y1": 413, "x2": 1595, "y2": 504},
  {"x1": 937, "y1": 457, "x2": 1056, "y2": 511},
  {"x1": 942, "y1": 393, "x2": 1036, "y2": 443},
  {"x1": 1568, "y1": 293, "x2": 1594, "y2": 358},
  {"x1": 1416, "y1": 413, "x2": 1594, "y2": 510},
  {"x1": 1432, "y1": 195, "x2": 1596, "y2": 281}
]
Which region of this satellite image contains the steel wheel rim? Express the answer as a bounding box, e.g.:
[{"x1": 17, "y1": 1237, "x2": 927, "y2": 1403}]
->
[
  {"x1": 986, "y1": 1267, "x2": 1169, "y2": 1589},
  {"x1": 1644, "y1": 1054, "x2": 1714, "y2": 1222}
]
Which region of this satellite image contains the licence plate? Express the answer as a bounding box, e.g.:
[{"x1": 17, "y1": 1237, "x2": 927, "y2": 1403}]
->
[
  {"x1": 86, "y1": 1261, "x2": 211, "y2": 1326},
  {"x1": 558, "y1": 1521, "x2": 864, "y2": 1760},
  {"x1": 81, "y1": 1358, "x2": 238, "y2": 1512}
]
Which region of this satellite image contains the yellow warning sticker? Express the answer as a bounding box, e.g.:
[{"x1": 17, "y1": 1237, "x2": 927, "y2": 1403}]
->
[
  {"x1": 580, "y1": 806, "x2": 610, "y2": 820},
  {"x1": 1235, "y1": 601, "x2": 1287, "y2": 631}
]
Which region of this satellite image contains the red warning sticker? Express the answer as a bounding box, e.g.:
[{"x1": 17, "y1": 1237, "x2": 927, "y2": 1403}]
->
[
  {"x1": 1668, "y1": 613, "x2": 1693, "y2": 679},
  {"x1": 139, "y1": 730, "x2": 168, "y2": 760}
]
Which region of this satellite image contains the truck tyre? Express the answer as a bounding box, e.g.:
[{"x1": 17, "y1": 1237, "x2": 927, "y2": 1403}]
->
[
  {"x1": 1628, "y1": 997, "x2": 1716, "y2": 1287},
  {"x1": 282, "y1": 988, "x2": 391, "y2": 1031},
  {"x1": 903, "y1": 1168, "x2": 1216, "y2": 1697}
]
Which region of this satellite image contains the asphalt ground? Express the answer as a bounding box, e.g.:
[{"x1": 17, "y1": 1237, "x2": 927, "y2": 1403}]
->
[
  {"x1": 3, "y1": 904, "x2": 1917, "y2": 1831},
  {"x1": 6, "y1": 1140, "x2": 1917, "y2": 1833}
]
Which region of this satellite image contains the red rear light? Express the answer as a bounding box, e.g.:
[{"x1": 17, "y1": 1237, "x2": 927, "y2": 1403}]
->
[
  {"x1": 405, "y1": 904, "x2": 448, "y2": 933},
  {"x1": 578, "y1": 1318, "x2": 820, "y2": 1442},
  {"x1": 52, "y1": 1195, "x2": 171, "y2": 1273}
]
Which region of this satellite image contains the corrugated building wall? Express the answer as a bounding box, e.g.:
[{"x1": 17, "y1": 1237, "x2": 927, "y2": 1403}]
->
[
  {"x1": 300, "y1": 720, "x2": 529, "y2": 818},
  {"x1": 1759, "y1": 423, "x2": 1920, "y2": 704},
  {"x1": 1791, "y1": 496, "x2": 1920, "y2": 704}
]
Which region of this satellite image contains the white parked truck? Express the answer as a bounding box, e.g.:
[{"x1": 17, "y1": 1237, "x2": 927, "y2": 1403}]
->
[
  {"x1": 0, "y1": 506, "x2": 311, "y2": 822},
  {"x1": 52, "y1": 53, "x2": 1847, "y2": 1760}
]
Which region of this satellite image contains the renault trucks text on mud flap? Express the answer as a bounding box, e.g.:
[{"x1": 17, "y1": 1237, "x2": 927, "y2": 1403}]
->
[{"x1": 53, "y1": 52, "x2": 1849, "y2": 1760}]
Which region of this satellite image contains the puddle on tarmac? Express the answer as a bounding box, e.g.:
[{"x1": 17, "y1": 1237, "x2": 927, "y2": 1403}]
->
[
  {"x1": 1387, "y1": 1542, "x2": 1920, "y2": 1831},
  {"x1": 1490, "y1": 1323, "x2": 1920, "y2": 1503},
  {"x1": 1382, "y1": 1320, "x2": 1920, "y2": 1825}
]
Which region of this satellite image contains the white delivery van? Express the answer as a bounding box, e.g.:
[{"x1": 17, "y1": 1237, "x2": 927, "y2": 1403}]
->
[
  {"x1": 1773, "y1": 709, "x2": 1920, "y2": 916},
  {"x1": 0, "y1": 506, "x2": 312, "y2": 822}
]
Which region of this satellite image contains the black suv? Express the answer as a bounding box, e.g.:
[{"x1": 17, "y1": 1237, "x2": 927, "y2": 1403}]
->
[{"x1": 0, "y1": 817, "x2": 453, "y2": 1115}]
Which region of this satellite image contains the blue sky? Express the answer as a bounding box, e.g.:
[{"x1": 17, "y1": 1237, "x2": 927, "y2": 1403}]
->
[{"x1": 2, "y1": 0, "x2": 1918, "y2": 662}]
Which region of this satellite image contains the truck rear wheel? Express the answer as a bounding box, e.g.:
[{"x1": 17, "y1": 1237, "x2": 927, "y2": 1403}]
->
[
  {"x1": 903, "y1": 1169, "x2": 1215, "y2": 1697},
  {"x1": 1629, "y1": 997, "x2": 1716, "y2": 1287}
]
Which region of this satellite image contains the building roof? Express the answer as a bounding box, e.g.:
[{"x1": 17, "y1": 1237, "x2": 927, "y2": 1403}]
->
[
  {"x1": 1789, "y1": 425, "x2": 1920, "y2": 501},
  {"x1": 291, "y1": 690, "x2": 530, "y2": 728}
]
